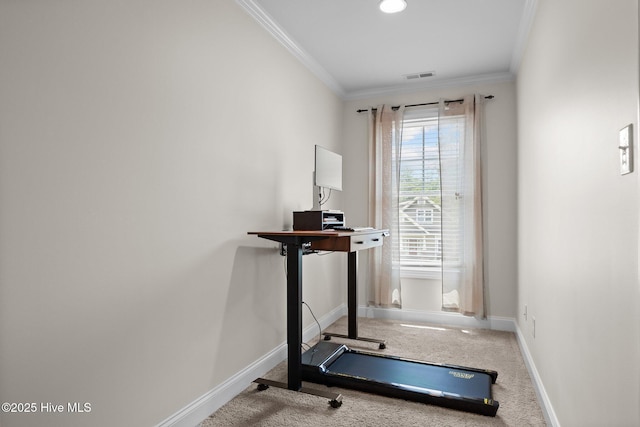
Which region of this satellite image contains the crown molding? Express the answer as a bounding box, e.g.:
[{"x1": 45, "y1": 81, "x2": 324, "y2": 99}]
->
[
  {"x1": 343, "y1": 71, "x2": 516, "y2": 101},
  {"x1": 510, "y1": 0, "x2": 539, "y2": 73},
  {"x1": 234, "y1": 0, "x2": 346, "y2": 98}
]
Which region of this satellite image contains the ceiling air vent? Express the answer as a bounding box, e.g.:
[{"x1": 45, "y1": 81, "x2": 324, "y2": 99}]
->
[{"x1": 404, "y1": 71, "x2": 435, "y2": 81}]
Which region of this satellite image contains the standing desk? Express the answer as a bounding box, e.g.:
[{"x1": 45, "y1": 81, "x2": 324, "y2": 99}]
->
[
  {"x1": 247, "y1": 229, "x2": 499, "y2": 415},
  {"x1": 247, "y1": 229, "x2": 389, "y2": 406}
]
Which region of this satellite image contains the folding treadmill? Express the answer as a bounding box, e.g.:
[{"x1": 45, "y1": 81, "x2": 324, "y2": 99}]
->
[{"x1": 301, "y1": 341, "x2": 499, "y2": 417}]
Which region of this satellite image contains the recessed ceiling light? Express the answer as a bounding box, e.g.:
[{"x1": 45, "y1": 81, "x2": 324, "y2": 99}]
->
[{"x1": 379, "y1": 0, "x2": 407, "y2": 14}]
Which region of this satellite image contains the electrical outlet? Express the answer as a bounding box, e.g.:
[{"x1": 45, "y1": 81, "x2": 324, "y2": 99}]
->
[
  {"x1": 532, "y1": 316, "x2": 536, "y2": 338},
  {"x1": 524, "y1": 304, "x2": 528, "y2": 321}
]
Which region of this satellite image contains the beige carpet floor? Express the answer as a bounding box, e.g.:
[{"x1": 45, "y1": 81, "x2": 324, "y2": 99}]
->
[{"x1": 200, "y1": 316, "x2": 547, "y2": 426}]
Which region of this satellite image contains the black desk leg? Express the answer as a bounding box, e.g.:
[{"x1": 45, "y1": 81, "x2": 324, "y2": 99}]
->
[
  {"x1": 323, "y1": 251, "x2": 387, "y2": 349},
  {"x1": 254, "y1": 239, "x2": 343, "y2": 408},
  {"x1": 347, "y1": 251, "x2": 358, "y2": 339},
  {"x1": 286, "y1": 242, "x2": 303, "y2": 391}
]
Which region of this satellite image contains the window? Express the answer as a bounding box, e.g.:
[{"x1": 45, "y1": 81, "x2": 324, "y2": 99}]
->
[
  {"x1": 397, "y1": 106, "x2": 464, "y2": 271},
  {"x1": 370, "y1": 96, "x2": 485, "y2": 314}
]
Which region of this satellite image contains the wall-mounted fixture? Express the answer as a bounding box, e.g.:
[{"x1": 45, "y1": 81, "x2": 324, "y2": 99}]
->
[
  {"x1": 379, "y1": 0, "x2": 407, "y2": 14},
  {"x1": 619, "y1": 124, "x2": 633, "y2": 175}
]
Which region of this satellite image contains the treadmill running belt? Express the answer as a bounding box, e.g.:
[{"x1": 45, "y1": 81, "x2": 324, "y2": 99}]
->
[{"x1": 327, "y1": 351, "x2": 492, "y2": 399}]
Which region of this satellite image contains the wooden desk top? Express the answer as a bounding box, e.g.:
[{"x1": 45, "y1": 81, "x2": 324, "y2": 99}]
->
[
  {"x1": 248, "y1": 229, "x2": 389, "y2": 251},
  {"x1": 248, "y1": 229, "x2": 388, "y2": 238}
]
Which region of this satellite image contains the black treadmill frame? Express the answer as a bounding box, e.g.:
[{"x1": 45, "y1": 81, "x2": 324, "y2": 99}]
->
[{"x1": 301, "y1": 342, "x2": 500, "y2": 417}]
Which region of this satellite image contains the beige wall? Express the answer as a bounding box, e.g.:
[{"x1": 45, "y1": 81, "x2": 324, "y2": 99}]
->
[
  {"x1": 342, "y1": 80, "x2": 519, "y2": 318},
  {"x1": 517, "y1": 0, "x2": 640, "y2": 425},
  {"x1": 0, "y1": 1, "x2": 345, "y2": 426},
  {"x1": 7, "y1": 0, "x2": 636, "y2": 425}
]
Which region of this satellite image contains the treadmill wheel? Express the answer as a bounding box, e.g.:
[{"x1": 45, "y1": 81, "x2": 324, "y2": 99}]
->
[
  {"x1": 323, "y1": 335, "x2": 332, "y2": 341},
  {"x1": 378, "y1": 343, "x2": 386, "y2": 349},
  {"x1": 256, "y1": 383, "x2": 269, "y2": 391},
  {"x1": 329, "y1": 399, "x2": 342, "y2": 408}
]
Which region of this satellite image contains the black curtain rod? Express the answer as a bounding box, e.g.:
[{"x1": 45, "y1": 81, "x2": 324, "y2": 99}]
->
[{"x1": 356, "y1": 95, "x2": 494, "y2": 113}]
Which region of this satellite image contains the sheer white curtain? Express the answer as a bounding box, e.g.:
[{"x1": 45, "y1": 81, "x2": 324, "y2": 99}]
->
[
  {"x1": 367, "y1": 96, "x2": 485, "y2": 316},
  {"x1": 367, "y1": 105, "x2": 404, "y2": 308},
  {"x1": 439, "y1": 94, "x2": 486, "y2": 317}
]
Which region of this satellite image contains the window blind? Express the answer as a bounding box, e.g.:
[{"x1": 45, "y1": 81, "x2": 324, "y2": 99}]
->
[{"x1": 397, "y1": 106, "x2": 464, "y2": 268}]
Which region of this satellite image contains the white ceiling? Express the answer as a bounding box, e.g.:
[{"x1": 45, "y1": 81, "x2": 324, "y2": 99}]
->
[{"x1": 237, "y1": 0, "x2": 536, "y2": 99}]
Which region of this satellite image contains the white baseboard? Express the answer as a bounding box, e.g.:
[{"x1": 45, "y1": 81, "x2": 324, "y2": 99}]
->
[
  {"x1": 360, "y1": 305, "x2": 516, "y2": 332},
  {"x1": 514, "y1": 324, "x2": 560, "y2": 427},
  {"x1": 155, "y1": 304, "x2": 346, "y2": 427}
]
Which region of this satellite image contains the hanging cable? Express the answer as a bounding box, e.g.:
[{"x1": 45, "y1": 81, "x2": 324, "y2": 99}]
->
[
  {"x1": 302, "y1": 301, "x2": 323, "y2": 344},
  {"x1": 318, "y1": 187, "x2": 332, "y2": 207}
]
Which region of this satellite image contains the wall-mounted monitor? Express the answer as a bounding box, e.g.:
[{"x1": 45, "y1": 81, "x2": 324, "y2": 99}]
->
[{"x1": 314, "y1": 145, "x2": 342, "y2": 191}]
